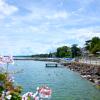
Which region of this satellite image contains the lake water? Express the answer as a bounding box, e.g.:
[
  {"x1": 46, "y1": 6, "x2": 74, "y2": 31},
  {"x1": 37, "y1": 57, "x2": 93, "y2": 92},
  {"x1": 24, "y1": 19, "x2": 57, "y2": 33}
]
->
[{"x1": 9, "y1": 60, "x2": 100, "y2": 100}]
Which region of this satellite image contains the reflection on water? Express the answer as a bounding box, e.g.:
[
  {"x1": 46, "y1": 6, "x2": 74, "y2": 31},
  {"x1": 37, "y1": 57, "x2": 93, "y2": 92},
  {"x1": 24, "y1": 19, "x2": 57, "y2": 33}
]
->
[{"x1": 9, "y1": 60, "x2": 100, "y2": 100}]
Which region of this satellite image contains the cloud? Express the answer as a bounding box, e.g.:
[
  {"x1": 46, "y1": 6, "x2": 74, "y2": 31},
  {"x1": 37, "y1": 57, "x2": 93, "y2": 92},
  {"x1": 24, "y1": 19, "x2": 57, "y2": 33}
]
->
[
  {"x1": 0, "y1": 0, "x2": 100, "y2": 55},
  {"x1": 0, "y1": 0, "x2": 18, "y2": 18},
  {"x1": 45, "y1": 11, "x2": 69, "y2": 19}
]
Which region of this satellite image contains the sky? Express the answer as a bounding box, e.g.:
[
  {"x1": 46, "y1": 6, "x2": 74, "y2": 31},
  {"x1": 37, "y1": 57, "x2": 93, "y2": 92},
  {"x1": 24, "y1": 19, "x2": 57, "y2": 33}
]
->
[{"x1": 0, "y1": 0, "x2": 100, "y2": 55}]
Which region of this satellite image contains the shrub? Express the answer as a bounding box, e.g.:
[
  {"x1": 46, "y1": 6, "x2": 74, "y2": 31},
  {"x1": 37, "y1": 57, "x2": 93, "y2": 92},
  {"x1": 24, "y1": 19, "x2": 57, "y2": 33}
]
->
[{"x1": 10, "y1": 92, "x2": 21, "y2": 100}]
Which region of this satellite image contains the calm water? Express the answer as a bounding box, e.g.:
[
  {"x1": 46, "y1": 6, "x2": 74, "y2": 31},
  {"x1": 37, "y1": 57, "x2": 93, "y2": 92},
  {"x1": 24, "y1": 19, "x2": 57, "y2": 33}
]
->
[{"x1": 9, "y1": 60, "x2": 100, "y2": 100}]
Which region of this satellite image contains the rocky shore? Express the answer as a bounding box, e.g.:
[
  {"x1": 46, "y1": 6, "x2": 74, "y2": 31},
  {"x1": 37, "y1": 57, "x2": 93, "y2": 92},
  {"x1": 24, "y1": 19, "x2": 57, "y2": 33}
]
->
[
  {"x1": 31, "y1": 57, "x2": 100, "y2": 86},
  {"x1": 62, "y1": 62, "x2": 100, "y2": 87}
]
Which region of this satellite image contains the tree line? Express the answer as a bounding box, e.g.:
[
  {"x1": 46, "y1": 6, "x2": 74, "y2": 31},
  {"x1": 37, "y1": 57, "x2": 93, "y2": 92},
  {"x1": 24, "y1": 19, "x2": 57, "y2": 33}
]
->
[{"x1": 32, "y1": 36, "x2": 100, "y2": 58}]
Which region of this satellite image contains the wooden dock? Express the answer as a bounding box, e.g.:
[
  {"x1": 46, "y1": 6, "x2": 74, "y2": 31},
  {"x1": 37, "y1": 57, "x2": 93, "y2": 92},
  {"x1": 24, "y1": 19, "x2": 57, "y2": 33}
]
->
[{"x1": 45, "y1": 63, "x2": 58, "y2": 67}]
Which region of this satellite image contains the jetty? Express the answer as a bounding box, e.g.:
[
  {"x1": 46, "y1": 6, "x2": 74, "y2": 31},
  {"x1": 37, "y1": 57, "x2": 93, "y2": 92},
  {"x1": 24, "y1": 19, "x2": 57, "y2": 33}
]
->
[{"x1": 45, "y1": 63, "x2": 58, "y2": 67}]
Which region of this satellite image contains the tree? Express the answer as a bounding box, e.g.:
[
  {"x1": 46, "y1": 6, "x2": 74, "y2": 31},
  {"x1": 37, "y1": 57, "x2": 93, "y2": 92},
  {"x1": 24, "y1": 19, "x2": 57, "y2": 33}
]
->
[
  {"x1": 71, "y1": 44, "x2": 81, "y2": 58},
  {"x1": 85, "y1": 37, "x2": 100, "y2": 54},
  {"x1": 56, "y1": 46, "x2": 71, "y2": 58},
  {"x1": 85, "y1": 40, "x2": 91, "y2": 50},
  {"x1": 91, "y1": 43, "x2": 100, "y2": 54},
  {"x1": 48, "y1": 52, "x2": 52, "y2": 57}
]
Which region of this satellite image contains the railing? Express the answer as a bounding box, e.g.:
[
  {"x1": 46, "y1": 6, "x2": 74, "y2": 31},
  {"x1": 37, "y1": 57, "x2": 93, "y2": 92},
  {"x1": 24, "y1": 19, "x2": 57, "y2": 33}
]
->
[{"x1": 79, "y1": 57, "x2": 100, "y2": 65}]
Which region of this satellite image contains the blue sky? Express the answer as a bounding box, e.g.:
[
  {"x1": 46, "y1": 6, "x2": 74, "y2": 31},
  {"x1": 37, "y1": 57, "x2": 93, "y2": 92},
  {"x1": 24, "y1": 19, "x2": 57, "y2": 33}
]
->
[{"x1": 0, "y1": 0, "x2": 100, "y2": 55}]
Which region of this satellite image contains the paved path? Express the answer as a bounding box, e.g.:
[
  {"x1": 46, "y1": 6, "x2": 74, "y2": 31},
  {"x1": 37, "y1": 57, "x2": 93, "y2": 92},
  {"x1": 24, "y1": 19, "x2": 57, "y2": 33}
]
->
[{"x1": 79, "y1": 59, "x2": 100, "y2": 65}]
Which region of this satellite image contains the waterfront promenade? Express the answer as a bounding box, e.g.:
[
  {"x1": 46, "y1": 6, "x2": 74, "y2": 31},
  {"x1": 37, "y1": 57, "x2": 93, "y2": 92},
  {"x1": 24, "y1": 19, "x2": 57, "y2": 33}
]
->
[{"x1": 79, "y1": 58, "x2": 100, "y2": 65}]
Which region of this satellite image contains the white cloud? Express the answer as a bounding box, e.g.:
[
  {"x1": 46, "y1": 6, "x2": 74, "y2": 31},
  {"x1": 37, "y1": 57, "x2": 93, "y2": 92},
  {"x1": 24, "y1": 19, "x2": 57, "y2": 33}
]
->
[
  {"x1": 45, "y1": 11, "x2": 69, "y2": 19},
  {"x1": 76, "y1": 0, "x2": 94, "y2": 6},
  {"x1": 0, "y1": 0, "x2": 18, "y2": 18},
  {"x1": 0, "y1": 0, "x2": 100, "y2": 55}
]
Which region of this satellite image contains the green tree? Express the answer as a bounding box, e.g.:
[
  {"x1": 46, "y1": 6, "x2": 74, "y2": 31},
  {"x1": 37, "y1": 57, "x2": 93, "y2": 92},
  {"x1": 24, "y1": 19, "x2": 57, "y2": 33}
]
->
[
  {"x1": 85, "y1": 40, "x2": 91, "y2": 50},
  {"x1": 56, "y1": 46, "x2": 71, "y2": 57},
  {"x1": 71, "y1": 44, "x2": 81, "y2": 58},
  {"x1": 85, "y1": 37, "x2": 100, "y2": 54},
  {"x1": 91, "y1": 43, "x2": 100, "y2": 54}
]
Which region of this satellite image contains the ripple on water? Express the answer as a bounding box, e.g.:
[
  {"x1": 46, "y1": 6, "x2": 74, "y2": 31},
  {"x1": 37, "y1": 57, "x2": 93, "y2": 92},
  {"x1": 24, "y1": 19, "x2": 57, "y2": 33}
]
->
[{"x1": 9, "y1": 60, "x2": 100, "y2": 100}]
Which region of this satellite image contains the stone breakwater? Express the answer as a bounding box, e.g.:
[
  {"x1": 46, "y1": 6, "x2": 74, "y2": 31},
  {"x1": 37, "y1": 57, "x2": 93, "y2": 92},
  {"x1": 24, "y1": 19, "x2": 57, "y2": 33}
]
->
[{"x1": 62, "y1": 62, "x2": 100, "y2": 85}]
